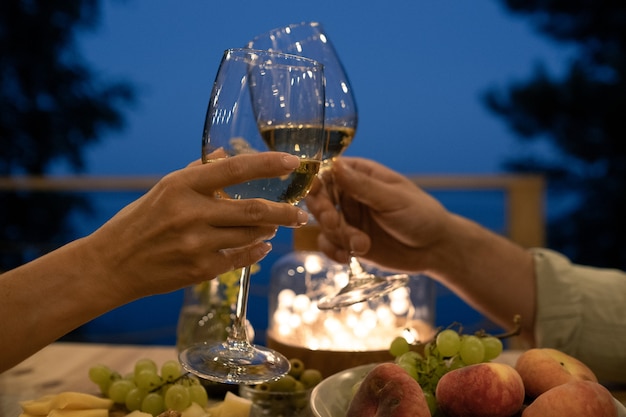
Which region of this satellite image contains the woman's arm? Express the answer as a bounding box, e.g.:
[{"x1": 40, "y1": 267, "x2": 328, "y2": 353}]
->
[{"x1": 0, "y1": 152, "x2": 309, "y2": 372}]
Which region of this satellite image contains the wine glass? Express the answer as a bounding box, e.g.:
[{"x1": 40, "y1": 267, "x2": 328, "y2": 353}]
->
[
  {"x1": 248, "y1": 22, "x2": 409, "y2": 309},
  {"x1": 178, "y1": 48, "x2": 326, "y2": 384},
  {"x1": 247, "y1": 22, "x2": 356, "y2": 167}
]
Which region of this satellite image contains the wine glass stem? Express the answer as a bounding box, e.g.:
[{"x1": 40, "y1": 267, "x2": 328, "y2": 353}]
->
[
  {"x1": 349, "y1": 255, "x2": 365, "y2": 278},
  {"x1": 322, "y1": 166, "x2": 369, "y2": 280},
  {"x1": 230, "y1": 265, "x2": 252, "y2": 343}
]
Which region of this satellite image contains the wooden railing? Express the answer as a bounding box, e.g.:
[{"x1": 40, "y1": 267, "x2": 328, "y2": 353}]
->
[
  {"x1": 0, "y1": 174, "x2": 545, "y2": 248},
  {"x1": 0, "y1": 176, "x2": 160, "y2": 192},
  {"x1": 410, "y1": 175, "x2": 545, "y2": 248}
]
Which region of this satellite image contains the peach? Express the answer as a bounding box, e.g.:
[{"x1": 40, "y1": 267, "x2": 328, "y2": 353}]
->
[
  {"x1": 346, "y1": 363, "x2": 430, "y2": 417},
  {"x1": 515, "y1": 348, "x2": 597, "y2": 398},
  {"x1": 522, "y1": 380, "x2": 617, "y2": 417},
  {"x1": 435, "y1": 362, "x2": 525, "y2": 417}
]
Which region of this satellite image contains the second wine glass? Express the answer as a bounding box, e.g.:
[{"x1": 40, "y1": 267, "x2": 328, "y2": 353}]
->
[
  {"x1": 248, "y1": 22, "x2": 409, "y2": 309},
  {"x1": 178, "y1": 48, "x2": 326, "y2": 384},
  {"x1": 247, "y1": 21, "x2": 356, "y2": 167}
]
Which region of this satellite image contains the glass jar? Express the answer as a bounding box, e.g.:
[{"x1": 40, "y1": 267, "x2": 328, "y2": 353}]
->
[
  {"x1": 239, "y1": 384, "x2": 312, "y2": 417},
  {"x1": 266, "y1": 225, "x2": 436, "y2": 377}
]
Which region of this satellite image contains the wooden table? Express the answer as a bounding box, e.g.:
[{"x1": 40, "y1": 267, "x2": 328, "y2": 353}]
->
[
  {"x1": 1, "y1": 343, "x2": 624, "y2": 417},
  {"x1": 0, "y1": 342, "x2": 177, "y2": 417}
]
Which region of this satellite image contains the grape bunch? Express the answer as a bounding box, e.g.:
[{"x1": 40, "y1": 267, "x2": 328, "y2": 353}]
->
[
  {"x1": 389, "y1": 328, "x2": 504, "y2": 415},
  {"x1": 88, "y1": 358, "x2": 208, "y2": 416}
]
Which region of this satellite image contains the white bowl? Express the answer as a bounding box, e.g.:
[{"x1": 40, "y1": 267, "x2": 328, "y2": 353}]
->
[{"x1": 309, "y1": 363, "x2": 376, "y2": 417}]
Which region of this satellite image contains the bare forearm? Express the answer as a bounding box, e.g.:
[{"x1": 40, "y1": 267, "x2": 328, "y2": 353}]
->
[
  {"x1": 0, "y1": 237, "x2": 126, "y2": 373},
  {"x1": 426, "y1": 214, "x2": 537, "y2": 342}
]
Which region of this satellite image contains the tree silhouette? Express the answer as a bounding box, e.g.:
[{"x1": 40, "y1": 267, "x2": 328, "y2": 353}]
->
[
  {"x1": 0, "y1": 1, "x2": 135, "y2": 269},
  {"x1": 484, "y1": 0, "x2": 626, "y2": 269}
]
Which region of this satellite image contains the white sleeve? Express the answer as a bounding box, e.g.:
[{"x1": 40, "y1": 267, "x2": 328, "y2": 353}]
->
[{"x1": 532, "y1": 248, "x2": 626, "y2": 383}]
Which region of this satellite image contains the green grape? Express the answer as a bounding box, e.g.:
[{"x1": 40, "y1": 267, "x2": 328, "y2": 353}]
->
[
  {"x1": 395, "y1": 350, "x2": 422, "y2": 367},
  {"x1": 108, "y1": 379, "x2": 136, "y2": 404},
  {"x1": 481, "y1": 336, "x2": 503, "y2": 361},
  {"x1": 159, "y1": 383, "x2": 173, "y2": 397},
  {"x1": 299, "y1": 369, "x2": 323, "y2": 389},
  {"x1": 141, "y1": 392, "x2": 165, "y2": 416},
  {"x1": 135, "y1": 369, "x2": 163, "y2": 391},
  {"x1": 160, "y1": 360, "x2": 183, "y2": 382},
  {"x1": 177, "y1": 374, "x2": 201, "y2": 387},
  {"x1": 88, "y1": 364, "x2": 120, "y2": 395},
  {"x1": 125, "y1": 387, "x2": 148, "y2": 411},
  {"x1": 389, "y1": 336, "x2": 410, "y2": 357},
  {"x1": 164, "y1": 384, "x2": 191, "y2": 411},
  {"x1": 394, "y1": 358, "x2": 419, "y2": 381},
  {"x1": 188, "y1": 384, "x2": 209, "y2": 408},
  {"x1": 394, "y1": 350, "x2": 422, "y2": 380},
  {"x1": 436, "y1": 329, "x2": 461, "y2": 357},
  {"x1": 395, "y1": 350, "x2": 424, "y2": 366},
  {"x1": 423, "y1": 341, "x2": 442, "y2": 360},
  {"x1": 459, "y1": 335, "x2": 485, "y2": 365},
  {"x1": 134, "y1": 358, "x2": 158, "y2": 376},
  {"x1": 88, "y1": 364, "x2": 113, "y2": 386},
  {"x1": 446, "y1": 355, "x2": 466, "y2": 371},
  {"x1": 422, "y1": 390, "x2": 438, "y2": 416}
]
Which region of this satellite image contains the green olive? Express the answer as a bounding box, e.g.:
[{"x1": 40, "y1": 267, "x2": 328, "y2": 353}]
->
[
  {"x1": 267, "y1": 374, "x2": 297, "y2": 392},
  {"x1": 293, "y1": 380, "x2": 306, "y2": 392},
  {"x1": 299, "y1": 369, "x2": 323, "y2": 389},
  {"x1": 254, "y1": 383, "x2": 271, "y2": 392},
  {"x1": 288, "y1": 358, "x2": 305, "y2": 379}
]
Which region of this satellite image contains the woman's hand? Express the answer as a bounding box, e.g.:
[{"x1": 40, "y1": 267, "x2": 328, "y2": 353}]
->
[{"x1": 88, "y1": 152, "x2": 309, "y2": 298}]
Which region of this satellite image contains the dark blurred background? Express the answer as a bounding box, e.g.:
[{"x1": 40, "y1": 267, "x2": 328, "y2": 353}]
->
[{"x1": 2, "y1": 0, "x2": 624, "y2": 345}]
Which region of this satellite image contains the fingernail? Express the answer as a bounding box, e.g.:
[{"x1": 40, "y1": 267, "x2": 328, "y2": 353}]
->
[
  {"x1": 281, "y1": 154, "x2": 300, "y2": 169},
  {"x1": 253, "y1": 241, "x2": 273, "y2": 261},
  {"x1": 350, "y1": 236, "x2": 367, "y2": 255},
  {"x1": 261, "y1": 241, "x2": 272, "y2": 255},
  {"x1": 297, "y1": 209, "x2": 309, "y2": 226}
]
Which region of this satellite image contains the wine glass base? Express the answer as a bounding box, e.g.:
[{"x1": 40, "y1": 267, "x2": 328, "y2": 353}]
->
[
  {"x1": 179, "y1": 342, "x2": 291, "y2": 384},
  {"x1": 317, "y1": 273, "x2": 410, "y2": 310}
]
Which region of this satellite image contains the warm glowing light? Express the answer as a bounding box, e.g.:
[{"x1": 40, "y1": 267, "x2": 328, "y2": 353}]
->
[
  {"x1": 293, "y1": 294, "x2": 311, "y2": 313},
  {"x1": 333, "y1": 271, "x2": 349, "y2": 288},
  {"x1": 304, "y1": 255, "x2": 323, "y2": 274},
  {"x1": 277, "y1": 289, "x2": 296, "y2": 308},
  {"x1": 270, "y1": 262, "x2": 434, "y2": 351}
]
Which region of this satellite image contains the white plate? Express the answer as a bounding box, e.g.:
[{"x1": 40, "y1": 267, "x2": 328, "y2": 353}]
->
[
  {"x1": 310, "y1": 361, "x2": 626, "y2": 417},
  {"x1": 310, "y1": 363, "x2": 376, "y2": 417}
]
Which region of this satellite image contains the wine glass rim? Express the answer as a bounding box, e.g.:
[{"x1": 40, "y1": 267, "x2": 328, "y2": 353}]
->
[
  {"x1": 254, "y1": 20, "x2": 323, "y2": 35},
  {"x1": 247, "y1": 21, "x2": 325, "y2": 45},
  {"x1": 225, "y1": 47, "x2": 323, "y2": 70}
]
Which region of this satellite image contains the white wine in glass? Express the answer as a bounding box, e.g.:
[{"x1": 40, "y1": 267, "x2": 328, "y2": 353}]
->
[
  {"x1": 247, "y1": 21, "x2": 356, "y2": 167},
  {"x1": 248, "y1": 23, "x2": 409, "y2": 309},
  {"x1": 178, "y1": 48, "x2": 325, "y2": 384}
]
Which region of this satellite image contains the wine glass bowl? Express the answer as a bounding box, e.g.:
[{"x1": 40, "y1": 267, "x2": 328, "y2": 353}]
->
[{"x1": 179, "y1": 48, "x2": 325, "y2": 384}]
